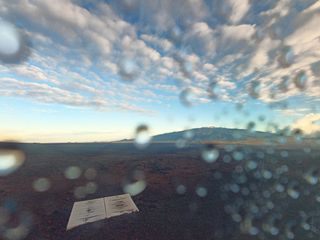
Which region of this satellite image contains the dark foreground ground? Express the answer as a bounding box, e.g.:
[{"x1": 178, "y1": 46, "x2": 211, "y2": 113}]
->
[{"x1": 1, "y1": 142, "x2": 320, "y2": 240}]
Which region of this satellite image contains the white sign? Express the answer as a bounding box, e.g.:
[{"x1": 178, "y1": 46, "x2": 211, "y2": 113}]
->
[{"x1": 66, "y1": 194, "x2": 139, "y2": 230}]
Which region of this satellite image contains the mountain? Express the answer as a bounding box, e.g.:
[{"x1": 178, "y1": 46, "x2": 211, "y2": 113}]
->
[{"x1": 151, "y1": 127, "x2": 276, "y2": 142}]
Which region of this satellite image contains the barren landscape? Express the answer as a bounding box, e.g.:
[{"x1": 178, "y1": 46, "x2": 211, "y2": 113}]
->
[{"x1": 1, "y1": 141, "x2": 320, "y2": 240}]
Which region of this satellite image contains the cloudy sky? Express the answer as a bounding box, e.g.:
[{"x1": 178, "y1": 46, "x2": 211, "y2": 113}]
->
[{"x1": 0, "y1": 0, "x2": 320, "y2": 142}]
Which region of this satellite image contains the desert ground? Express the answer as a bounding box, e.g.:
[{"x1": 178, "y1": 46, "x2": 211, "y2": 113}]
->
[{"x1": 1, "y1": 141, "x2": 320, "y2": 240}]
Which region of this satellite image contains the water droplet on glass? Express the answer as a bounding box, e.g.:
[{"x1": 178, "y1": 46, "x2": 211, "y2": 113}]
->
[
  {"x1": 123, "y1": 169, "x2": 146, "y2": 196},
  {"x1": 287, "y1": 182, "x2": 300, "y2": 199},
  {"x1": 32, "y1": 178, "x2": 51, "y2": 192},
  {"x1": 208, "y1": 80, "x2": 222, "y2": 99},
  {"x1": 278, "y1": 46, "x2": 294, "y2": 68},
  {"x1": 304, "y1": 168, "x2": 319, "y2": 185},
  {"x1": 74, "y1": 186, "x2": 87, "y2": 199},
  {"x1": 293, "y1": 70, "x2": 307, "y2": 90},
  {"x1": 179, "y1": 88, "x2": 195, "y2": 107},
  {"x1": 64, "y1": 166, "x2": 82, "y2": 180},
  {"x1": 248, "y1": 80, "x2": 261, "y2": 99},
  {"x1": 134, "y1": 124, "x2": 151, "y2": 149},
  {"x1": 0, "y1": 20, "x2": 19, "y2": 61},
  {"x1": 176, "y1": 184, "x2": 186, "y2": 195},
  {"x1": 279, "y1": 76, "x2": 291, "y2": 92},
  {"x1": 275, "y1": 184, "x2": 285, "y2": 193},
  {"x1": 175, "y1": 138, "x2": 187, "y2": 148},
  {"x1": 247, "y1": 122, "x2": 255, "y2": 132},
  {"x1": 292, "y1": 128, "x2": 303, "y2": 142},
  {"x1": 183, "y1": 129, "x2": 194, "y2": 140},
  {"x1": 311, "y1": 61, "x2": 320, "y2": 77},
  {"x1": 85, "y1": 182, "x2": 98, "y2": 194},
  {"x1": 201, "y1": 144, "x2": 219, "y2": 163},
  {"x1": 0, "y1": 20, "x2": 29, "y2": 64},
  {"x1": 233, "y1": 151, "x2": 244, "y2": 161},
  {"x1": 196, "y1": 186, "x2": 207, "y2": 197},
  {"x1": 0, "y1": 148, "x2": 25, "y2": 176},
  {"x1": 247, "y1": 160, "x2": 258, "y2": 170},
  {"x1": 118, "y1": 58, "x2": 139, "y2": 81},
  {"x1": 262, "y1": 170, "x2": 273, "y2": 179}
]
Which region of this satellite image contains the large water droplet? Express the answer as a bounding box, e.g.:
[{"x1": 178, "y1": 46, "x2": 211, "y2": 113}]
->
[
  {"x1": 304, "y1": 168, "x2": 319, "y2": 185},
  {"x1": 311, "y1": 61, "x2": 320, "y2": 77},
  {"x1": 293, "y1": 71, "x2": 307, "y2": 90},
  {"x1": 64, "y1": 166, "x2": 82, "y2": 180},
  {"x1": 278, "y1": 46, "x2": 294, "y2": 68},
  {"x1": 0, "y1": 20, "x2": 29, "y2": 64},
  {"x1": 176, "y1": 184, "x2": 186, "y2": 195},
  {"x1": 118, "y1": 58, "x2": 139, "y2": 81},
  {"x1": 134, "y1": 124, "x2": 151, "y2": 149},
  {"x1": 287, "y1": 182, "x2": 300, "y2": 199},
  {"x1": 179, "y1": 88, "x2": 195, "y2": 107},
  {"x1": 248, "y1": 80, "x2": 261, "y2": 98},
  {"x1": 279, "y1": 76, "x2": 290, "y2": 92},
  {"x1": 208, "y1": 80, "x2": 222, "y2": 99},
  {"x1": 32, "y1": 178, "x2": 51, "y2": 192},
  {"x1": 85, "y1": 182, "x2": 98, "y2": 194},
  {"x1": 246, "y1": 122, "x2": 255, "y2": 132},
  {"x1": 0, "y1": 21, "x2": 20, "y2": 55},
  {"x1": 123, "y1": 169, "x2": 146, "y2": 196},
  {"x1": 201, "y1": 144, "x2": 219, "y2": 163},
  {"x1": 196, "y1": 186, "x2": 207, "y2": 197},
  {"x1": 0, "y1": 148, "x2": 25, "y2": 176}
]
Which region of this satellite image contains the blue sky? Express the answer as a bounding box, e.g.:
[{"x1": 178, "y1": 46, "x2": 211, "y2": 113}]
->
[{"x1": 0, "y1": 0, "x2": 320, "y2": 142}]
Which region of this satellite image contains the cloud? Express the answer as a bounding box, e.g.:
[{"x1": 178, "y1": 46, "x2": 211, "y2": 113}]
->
[
  {"x1": 223, "y1": 0, "x2": 251, "y2": 24},
  {"x1": 0, "y1": 0, "x2": 319, "y2": 116},
  {"x1": 291, "y1": 113, "x2": 320, "y2": 134}
]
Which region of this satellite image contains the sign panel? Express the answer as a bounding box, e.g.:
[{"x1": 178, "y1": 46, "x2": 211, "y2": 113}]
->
[{"x1": 66, "y1": 194, "x2": 139, "y2": 230}]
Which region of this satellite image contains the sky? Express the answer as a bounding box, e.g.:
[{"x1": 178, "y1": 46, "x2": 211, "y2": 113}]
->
[{"x1": 0, "y1": 0, "x2": 320, "y2": 143}]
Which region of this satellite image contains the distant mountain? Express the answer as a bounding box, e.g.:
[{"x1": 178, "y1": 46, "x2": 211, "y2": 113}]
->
[{"x1": 151, "y1": 127, "x2": 276, "y2": 142}]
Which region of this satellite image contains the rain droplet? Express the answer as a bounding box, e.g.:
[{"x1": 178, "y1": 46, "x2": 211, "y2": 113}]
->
[
  {"x1": 232, "y1": 151, "x2": 244, "y2": 161},
  {"x1": 118, "y1": 58, "x2": 139, "y2": 81},
  {"x1": 74, "y1": 186, "x2": 87, "y2": 199},
  {"x1": 246, "y1": 122, "x2": 255, "y2": 132},
  {"x1": 123, "y1": 169, "x2": 146, "y2": 196},
  {"x1": 134, "y1": 124, "x2": 151, "y2": 149},
  {"x1": 201, "y1": 144, "x2": 219, "y2": 163},
  {"x1": 279, "y1": 76, "x2": 291, "y2": 92},
  {"x1": 304, "y1": 168, "x2": 319, "y2": 185},
  {"x1": 208, "y1": 80, "x2": 222, "y2": 99},
  {"x1": 176, "y1": 184, "x2": 186, "y2": 195},
  {"x1": 292, "y1": 128, "x2": 303, "y2": 142},
  {"x1": 262, "y1": 170, "x2": 273, "y2": 179},
  {"x1": 196, "y1": 186, "x2": 207, "y2": 197},
  {"x1": 247, "y1": 160, "x2": 258, "y2": 170},
  {"x1": 32, "y1": 178, "x2": 51, "y2": 192},
  {"x1": 85, "y1": 182, "x2": 98, "y2": 194},
  {"x1": 311, "y1": 61, "x2": 320, "y2": 77},
  {"x1": 64, "y1": 166, "x2": 82, "y2": 180},
  {"x1": 0, "y1": 20, "x2": 29, "y2": 64},
  {"x1": 275, "y1": 184, "x2": 285, "y2": 193},
  {"x1": 0, "y1": 148, "x2": 25, "y2": 176},
  {"x1": 287, "y1": 182, "x2": 300, "y2": 199},
  {"x1": 293, "y1": 70, "x2": 307, "y2": 90},
  {"x1": 183, "y1": 129, "x2": 194, "y2": 140},
  {"x1": 278, "y1": 46, "x2": 294, "y2": 68},
  {"x1": 179, "y1": 88, "x2": 195, "y2": 107},
  {"x1": 248, "y1": 80, "x2": 261, "y2": 98},
  {"x1": 175, "y1": 138, "x2": 187, "y2": 148}
]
